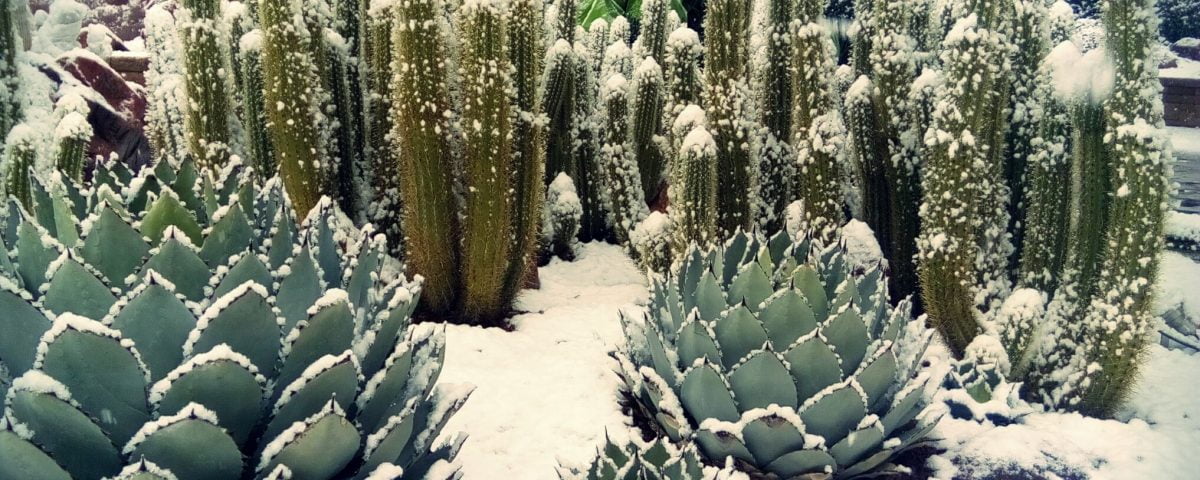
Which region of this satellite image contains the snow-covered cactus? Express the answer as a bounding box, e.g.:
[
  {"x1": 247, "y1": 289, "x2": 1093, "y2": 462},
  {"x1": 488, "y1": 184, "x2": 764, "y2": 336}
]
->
[
  {"x1": 599, "y1": 73, "x2": 647, "y2": 245},
  {"x1": 792, "y1": 0, "x2": 848, "y2": 245},
  {"x1": 237, "y1": 29, "x2": 275, "y2": 180},
  {"x1": 363, "y1": 5, "x2": 401, "y2": 255},
  {"x1": 0, "y1": 0, "x2": 24, "y2": 140},
  {"x1": 572, "y1": 39, "x2": 609, "y2": 242},
  {"x1": 178, "y1": 0, "x2": 234, "y2": 171},
  {"x1": 631, "y1": 211, "x2": 674, "y2": 273},
  {"x1": 1004, "y1": 0, "x2": 1050, "y2": 266},
  {"x1": 543, "y1": 173, "x2": 582, "y2": 261},
  {"x1": 504, "y1": 0, "x2": 547, "y2": 306},
  {"x1": 389, "y1": 0, "x2": 459, "y2": 317},
  {"x1": 143, "y1": 4, "x2": 190, "y2": 164},
  {"x1": 917, "y1": 1, "x2": 1014, "y2": 356},
  {"x1": 704, "y1": 0, "x2": 757, "y2": 236},
  {"x1": 669, "y1": 123, "x2": 717, "y2": 258},
  {"x1": 629, "y1": 57, "x2": 667, "y2": 203},
  {"x1": 2, "y1": 125, "x2": 34, "y2": 208},
  {"x1": 0, "y1": 162, "x2": 471, "y2": 480},
  {"x1": 259, "y1": 0, "x2": 324, "y2": 217},
  {"x1": 618, "y1": 230, "x2": 942, "y2": 478},
  {"x1": 52, "y1": 112, "x2": 91, "y2": 182},
  {"x1": 662, "y1": 27, "x2": 701, "y2": 152},
  {"x1": 557, "y1": 436, "x2": 707, "y2": 480},
  {"x1": 752, "y1": 0, "x2": 797, "y2": 235},
  {"x1": 632, "y1": 0, "x2": 673, "y2": 63},
  {"x1": 543, "y1": 38, "x2": 578, "y2": 184}
]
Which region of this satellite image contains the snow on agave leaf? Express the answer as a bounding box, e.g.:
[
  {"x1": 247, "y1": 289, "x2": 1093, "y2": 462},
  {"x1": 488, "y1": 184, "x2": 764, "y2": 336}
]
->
[
  {"x1": 617, "y1": 230, "x2": 944, "y2": 479},
  {"x1": 0, "y1": 159, "x2": 469, "y2": 480}
]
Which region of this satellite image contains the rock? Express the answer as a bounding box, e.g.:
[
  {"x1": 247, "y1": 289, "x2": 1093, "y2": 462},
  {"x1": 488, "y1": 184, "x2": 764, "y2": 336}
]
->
[
  {"x1": 54, "y1": 49, "x2": 152, "y2": 172},
  {"x1": 1171, "y1": 37, "x2": 1200, "y2": 61}
]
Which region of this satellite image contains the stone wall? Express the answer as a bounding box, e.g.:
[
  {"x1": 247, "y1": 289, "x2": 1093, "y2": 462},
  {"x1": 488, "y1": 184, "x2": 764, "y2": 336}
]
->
[{"x1": 1164, "y1": 77, "x2": 1200, "y2": 128}]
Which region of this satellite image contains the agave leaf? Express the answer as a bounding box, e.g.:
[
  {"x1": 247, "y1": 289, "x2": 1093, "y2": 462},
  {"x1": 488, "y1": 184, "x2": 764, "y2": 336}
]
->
[
  {"x1": 139, "y1": 193, "x2": 203, "y2": 246},
  {"x1": 675, "y1": 317, "x2": 720, "y2": 368},
  {"x1": 265, "y1": 353, "x2": 360, "y2": 443},
  {"x1": 361, "y1": 286, "x2": 417, "y2": 378},
  {"x1": 856, "y1": 350, "x2": 899, "y2": 413},
  {"x1": 140, "y1": 236, "x2": 211, "y2": 301},
  {"x1": 186, "y1": 283, "x2": 280, "y2": 379},
  {"x1": 6, "y1": 386, "x2": 123, "y2": 478},
  {"x1": 693, "y1": 270, "x2": 726, "y2": 321},
  {"x1": 766, "y1": 230, "x2": 791, "y2": 267},
  {"x1": 790, "y1": 266, "x2": 829, "y2": 321},
  {"x1": 210, "y1": 253, "x2": 273, "y2": 300},
  {"x1": 762, "y1": 449, "x2": 837, "y2": 479},
  {"x1": 42, "y1": 256, "x2": 117, "y2": 319},
  {"x1": 713, "y1": 305, "x2": 769, "y2": 369},
  {"x1": 680, "y1": 248, "x2": 704, "y2": 313},
  {"x1": 307, "y1": 202, "x2": 343, "y2": 287},
  {"x1": 2, "y1": 200, "x2": 22, "y2": 251},
  {"x1": 153, "y1": 354, "x2": 266, "y2": 446},
  {"x1": 125, "y1": 407, "x2": 243, "y2": 480},
  {"x1": 838, "y1": 447, "x2": 896, "y2": 478},
  {"x1": 82, "y1": 207, "x2": 151, "y2": 286},
  {"x1": 16, "y1": 221, "x2": 61, "y2": 295},
  {"x1": 823, "y1": 309, "x2": 870, "y2": 377},
  {"x1": 679, "y1": 363, "x2": 738, "y2": 422},
  {"x1": 694, "y1": 428, "x2": 753, "y2": 465},
  {"x1": 798, "y1": 384, "x2": 867, "y2": 446},
  {"x1": 758, "y1": 289, "x2": 819, "y2": 350},
  {"x1": 61, "y1": 179, "x2": 88, "y2": 221},
  {"x1": 783, "y1": 337, "x2": 843, "y2": 400},
  {"x1": 0, "y1": 420, "x2": 72, "y2": 480},
  {"x1": 109, "y1": 277, "x2": 196, "y2": 381},
  {"x1": 266, "y1": 206, "x2": 297, "y2": 270},
  {"x1": 829, "y1": 420, "x2": 886, "y2": 467},
  {"x1": 38, "y1": 317, "x2": 151, "y2": 444},
  {"x1": 831, "y1": 278, "x2": 858, "y2": 314},
  {"x1": 721, "y1": 233, "x2": 750, "y2": 284},
  {"x1": 49, "y1": 195, "x2": 79, "y2": 248},
  {"x1": 393, "y1": 383, "x2": 474, "y2": 470},
  {"x1": 276, "y1": 297, "x2": 356, "y2": 396},
  {"x1": 30, "y1": 177, "x2": 56, "y2": 238},
  {"x1": 361, "y1": 409, "x2": 417, "y2": 475},
  {"x1": 0, "y1": 287, "x2": 50, "y2": 375},
  {"x1": 260, "y1": 403, "x2": 360, "y2": 480},
  {"x1": 358, "y1": 342, "x2": 416, "y2": 433},
  {"x1": 727, "y1": 263, "x2": 772, "y2": 312},
  {"x1": 126, "y1": 175, "x2": 162, "y2": 214},
  {"x1": 728, "y1": 351, "x2": 798, "y2": 410},
  {"x1": 170, "y1": 159, "x2": 204, "y2": 220},
  {"x1": 198, "y1": 203, "x2": 254, "y2": 268},
  {"x1": 253, "y1": 181, "x2": 284, "y2": 235},
  {"x1": 741, "y1": 412, "x2": 808, "y2": 468},
  {"x1": 880, "y1": 378, "x2": 929, "y2": 436},
  {"x1": 346, "y1": 235, "x2": 383, "y2": 322},
  {"x1": 276, "y1": 246, "x2": 324, "y2": 332},
  {"x1": 642, "y1": 322, "x2": 679, "y2": 388}
]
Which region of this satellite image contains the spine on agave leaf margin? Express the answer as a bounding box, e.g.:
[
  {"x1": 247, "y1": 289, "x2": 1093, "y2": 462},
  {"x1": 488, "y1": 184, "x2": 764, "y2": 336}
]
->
[
  {"x1": 179, "y1": 0, "x2": 234, "y2": 171},
  {"x1": 1075, "y1": 0, "x2": 1171, "y2": 417},
  {"x1": 237, "y1": 29, "x2": 275, "y2": 179},
  {"x1": 600, "y1": 73, "x2": 647, "y2": 245},
  {"x1": 390, "y1": 0, "x2": 460, "y2": 316},
  {"x1": 502, "y1": 0, "x2": 547, "y2": 309},
  {"x1": 456, "y1": 0, "x2": 515, "y2": 322},
  {"x1": 704, "y1": 0, "x2": 757, "y2": 236},
  {"x1": 793, "y1": 0, "x2": 848, "y2": 244},
  {"x1": 917, "y1": 0, "x2": 1013, "y2": 356},
  {"x1": 259, "y1": 0, "x2": 323, "y2": 216},
  {"x1": 752, "y1": 0, "x2": 796, "y2": 235}
]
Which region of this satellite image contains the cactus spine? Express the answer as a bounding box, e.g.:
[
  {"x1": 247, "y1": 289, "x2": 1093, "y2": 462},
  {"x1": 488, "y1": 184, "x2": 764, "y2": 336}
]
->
[
  {"x1": 1004, "y1": 0, "x2": 1049, "y2": 269},
  {"x1": 179, "y1": 0, "x2": 233, "y2": 171},
  {"x1": 1018, "y1": 57, "x2": 1072, "y2": 295},
  {"x1": 390, "y1": 0, "x2": 460, "y2": 316},
  {"x1": 753, "y1": 0, "x2": 797, "y2": 235},
  {"x1": 704, "y1": 0, "x2": 757, "y2": 236},
  {"x1": 917, "y1": 0, "x2": 1013, "y2": 356},
  {"x1": 670, "y1": 125, "x2": 718, "y2": 255},
  {"x1": 793, "y1": 0, "x2": 847, "y2": 244},
  {"x1": 237, "y1": 30, "x2": 275, "y2": 179},
  {"x1": 259, "y1": 0, "x2": 323, "y2": 216},
  {"x1": 600, "y1": 73, "x2": 647, "y2": 245},
  {"x1": 53, "y1": 113, "x2": 91, "y2": 182}
]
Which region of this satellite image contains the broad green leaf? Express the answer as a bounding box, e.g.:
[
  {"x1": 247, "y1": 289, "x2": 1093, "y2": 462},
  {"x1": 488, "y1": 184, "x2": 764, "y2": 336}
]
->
[
  {"x1": 728, "y1": 351, "x2": 798, "y2": 410},
  {"x1": 784, "y1": 336, "x2": 843, "y2": 401},
  {"x1": 694, "y1": 428, "x2": 753, "y2": 465},
  {"x1": 823, "y1": 309, "x2": 870, "y2": 377},
  {"x1": 140, "y1": 193, "x2": 203, "y2": 246},
  {"x1": 759, "y1": 289, "x2": 819, "y2": 349},
  {"x1": 799, "y1": 384, "x2": 866, "y2": 446},
  {"x1": 110, "y1": 278, "x2": 195, "y2": 381},
  {"x1": 679, "y1": 363, "x2": 738, "y2": 423},
  {"x1": 264, "y1": 353, "x2": 360, "y2": 443},
  {"x1": 0, "y1": 421, "x2": 72, "y2": 480},
  {"x1": 6, "y1": 388, "x2": 123, "y2": 479},
  {"x1": 16, "y1": 221, "x2": 61, "y2": 295},
  {"x1": 210, "y1": 253, "x2": 273, "y2": 300},
  {"x1": 0, "y1": 287, "x2": 50, "y2": 375},
  {"x1": 259, "y1": 404, "x2": 360, "y2": 480},
  {"x1": 82, "y1": 207, "x2": 150, "y2": 286},
  {"x1": 126, "y1": 409, "x2": 243, "y2": 480},
  {"x1": 829, "y1": 420, "x2": 886, "y2": 468},
  {"x1": 713, "y1": 305, "x2": 769, "y2": 369},
  {"x1": 275, "y1": 297, "x2": 355, "y2": 396},
  {"x1": 198, "y1": 203, "x2": 254, "y2": 267},
  {"x1": 741, "y1": 412, "x2": 808, "y2": 467},
  {"x1": 186, "y1": 283, "x2": 280, "y2": 380},
  {"x1": 276, "y1": 246, "x2": 324, "y2": 332},
  {"x1": 42, "y1": 257, "x2": 117, "y2": 319},
  {"x1": 140, "y1": 237, "x2": 211, "y2": 301},
  {"x1": 153, "y1": 353, "x2": 265, "y2": 446},
  {"x1": 762, "y1": 450, "x2": 837, "y2": 479}
]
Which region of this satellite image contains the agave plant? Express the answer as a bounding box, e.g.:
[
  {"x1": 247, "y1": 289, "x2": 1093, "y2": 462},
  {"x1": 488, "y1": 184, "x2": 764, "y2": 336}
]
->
[
  {"x1": 617, "y1": 230, "x2": 942, "y2": 479},
  {"x1": 0, "y1": 158, "x2": 471, "y2": 480},
  {"x1": 558, "y1": 435, "x2": 708, "y2": 480}
]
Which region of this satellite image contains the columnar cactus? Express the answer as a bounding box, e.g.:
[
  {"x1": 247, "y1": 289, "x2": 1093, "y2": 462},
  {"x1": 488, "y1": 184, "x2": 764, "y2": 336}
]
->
[
  {"x1": 237, "y1": 29, "x2": 275, "y2": 180},
  {"x1": 793, "y1": 0, "x2": 848, "y2": 245},
  {"x1": 143, "y1": 4, "x2": 190, "y2": 164},
  {"x1": 179, "y1": 0, "x2": 234, "y2": 171},
  {"x1": 618, "y1": 230, "x2": 942, "y2": 478},
  {"x1": 669, "y1": 124, "x2": 717, "y2": 256},
  {"x1": 2, "y1": 125, "x2": 33, "y2": 209},
  {"x1": 0, "y1": 0, "x2": 23, "y2": 141},
  {"x1": 629, "y1": 57, "x2": 667, "y2": 203},
  {"x1": 662, "y1": 27, "x2": 702, "y2": 153},
  {"x1": 704, "y1": 0, "x2": 757, "y2": 236},
  {"x1": 363, "y1": 6, "x2": 402, "y2": 255},
  {"x1": 917, "y1": 1, "x2": 1014, "y2": 356},
  {"x1": 259, "y1": 0, "x2": 324, "y2": 217},
  {"x1": 1004, "y1": 0, "x2": 1050, "y2": 267},
  {"x1": 52, "y1": 113, "x2": 91, "y2": 182},
  {"x1": 752, "y1": 0, "x2": 797, "y2": 235},
  {"x1": 573, "y1": 35, "x2": 609, "y2": 242},
  {"x1": 599, "y1": 73, "x2": 648, "y2": 245}
]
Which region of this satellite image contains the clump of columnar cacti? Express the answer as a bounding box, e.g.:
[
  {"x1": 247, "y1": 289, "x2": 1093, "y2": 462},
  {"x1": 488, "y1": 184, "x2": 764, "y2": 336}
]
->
[
  {"x1": 178, "y1": 0, "x2": 235, "y2": 171},
  {"x1": 0, "y1": 0, "x2": 24, "y2": 140},
  {"x1": 629, "y1": 56, "x2": 667, "y2": 204},
  {"x1": 751, "y1": 0, "x2": 797, "y2": 235},
  {"x1": 704, "y1": 0, "x2": 758, "y2": 236},
  {"x1": 792, "y1": 0, "x2": 848, "y2": 245},
  {"x1": 599, "y1": 72, "x2": 648, "y2": 245},
  {"x1": 543, "y1": 173, "x2": 583, "y2": 261},
  {"x1": 558, "y1": 436, "x2": 709, "y2": 480},
  {"x1": 389, "y1": 0, "x2": 547, "y2": 325},
  {"x1": 0, "y1": 159, "x2": 471, "y2": 479},
  {"x1": 143, "y1": 3, "x2": 191, "y2": 164},
  {"x1": 917, "y1": 1, "x2": 1015, "y2": 357},
  {"x1": 618, "y1": 230, "x2": 943, "y2": 478}
]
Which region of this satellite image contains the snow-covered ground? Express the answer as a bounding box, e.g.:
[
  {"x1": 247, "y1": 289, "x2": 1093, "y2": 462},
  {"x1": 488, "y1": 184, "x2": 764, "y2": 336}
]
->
[{"x1": 435, "y1": 241, "x2": 1200, "y2": 479}]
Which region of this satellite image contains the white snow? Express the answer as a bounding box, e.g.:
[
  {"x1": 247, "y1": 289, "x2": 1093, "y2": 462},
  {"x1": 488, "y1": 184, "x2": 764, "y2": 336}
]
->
[
  {"x1": 839, "y1": 220, "x2": 885, "y2": 272},
  {"x1": 434, "y1": 243, "x2": 646, "y2": 478}
]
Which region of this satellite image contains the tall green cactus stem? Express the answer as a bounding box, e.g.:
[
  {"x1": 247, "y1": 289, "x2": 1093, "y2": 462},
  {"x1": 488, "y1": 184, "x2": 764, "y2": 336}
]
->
[
  {"x1": 3, "y1": 126, "x2": 34, "y2": 209},
  {"x1": 0, "y1": 0, "x2": 23, "y2": 140},
  {"x1": 457, "y1": 0, "x2": 514, "y2": 322},
  {"x1": 662, "y1": 27, "x2": 701, "y2": 151},
  {"x1": 325, "y1": 35, "x2": 364, "y2": 219},
  {"x1": 1018, "y1": 60, "x2": 1072, "y2": 295},
  {"x1": 502, "y1": 0, "x2": 547, "y2": 310},
  {"x1": 390, "y1": 0, "x2": 460, "y2": 316},
  {"x1": 844, "y1": 76, "x2": 890, "y2": 247},
  {"x1": 1076, "y1": 0, "x2": 1170, "y2": 417},
  {"x1": 572, "y1": 40, "x2": 608, "y2": 242},
  {"x1": 917, "y1": 1, "x2": 1013, "y2": 357},
  {"x1": 704, "y1": 0, "x2": 756, "y2": 236},
  {"x1": 629, "y1": 57, "x2": 667, "y2": 203},
  {"x1": 753, "y1": 0, "x2": 796, "y2": 235},
  {"x1": 849, "y1": 0, "x2": 875, "y2": 77},
  {"x1": 224, "y1": 1, "x2": 253, "y2": 101},
  {"x1": 259, "y1": 0, "x2": 323, "y2": 217},
  {"x1": 670, "y1": 125, "x2": 717, "y2": 255},
  {"x1": 1065, "y1": 102, "x2": 1110, "y2": 311},
  {"x1": 793, "y1": 1, "x2": 847, "y2": 243},
  {"x1": 237, "y1": 30, "x2": 275, "y2": 179},
  {"x1": 543, "y1": 39, "x2": 578, "y2": 183},
  {"x1": 143, "y1": 4, "x2": 190, "y2": 164},
  {"x1": 898, "y1": 68, "x2": 940, "y2": 308},
  {"x1": 600, "y1": 73, "x2": 648, "y2": 245},
  {"x1": 1004, "y1": 0, "x2": 1049, "y2": 270},
  {"x1": 53, "y1": 113, "x2": 91, "y2": 182},
  {"x1": 363, "y1": 9, "x2": 402, "y2": 253},
  {"x1": 633, "y1": 0, "x2": 672, "y2": 63},
  {"x1": 179, "y1": 0, "x2": 233, "y2": 171}
]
